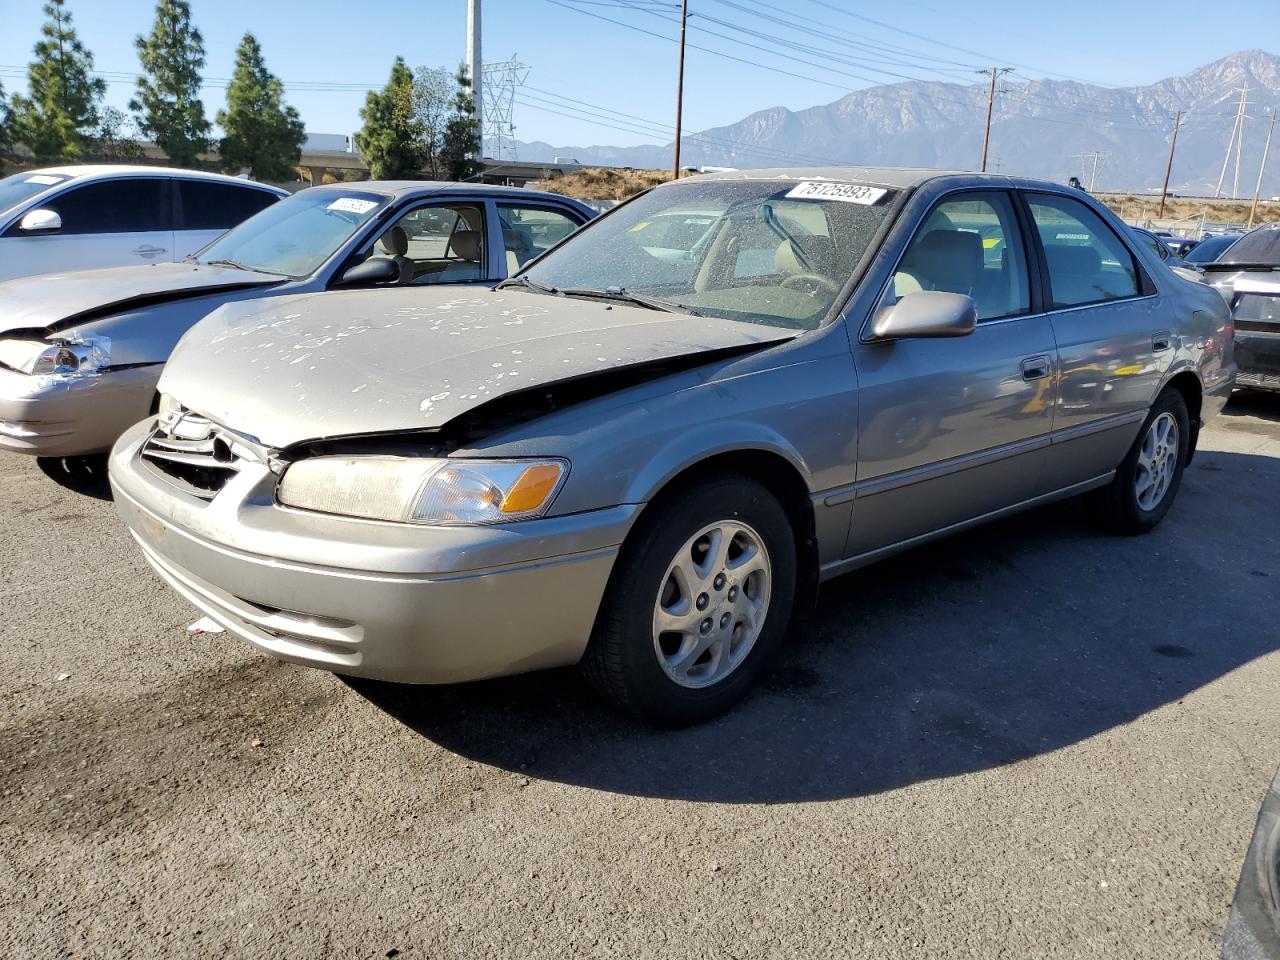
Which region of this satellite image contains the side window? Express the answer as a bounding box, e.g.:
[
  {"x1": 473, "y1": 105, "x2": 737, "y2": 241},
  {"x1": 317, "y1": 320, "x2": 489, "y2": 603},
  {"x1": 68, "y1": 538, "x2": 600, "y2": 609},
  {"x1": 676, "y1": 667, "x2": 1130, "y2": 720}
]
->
[
  {"x1": 178, "y1": 181, "x2": 279, "y2": 231},
  {"x1": 497, "y1": 204, "x2": 582, "y2": 273},
  {"x1": 891, "y1": 192, "x2": 1030, "y2": 322},
  {"x1": 372, "y1": 203, "x2": 485, "y2": 284},
  {"x1": 1027, "y1": 194, "x2": 1141, "y2": 308},
  {"x1": 43, "y1": 179, "x2": 170, "y2": 235}
]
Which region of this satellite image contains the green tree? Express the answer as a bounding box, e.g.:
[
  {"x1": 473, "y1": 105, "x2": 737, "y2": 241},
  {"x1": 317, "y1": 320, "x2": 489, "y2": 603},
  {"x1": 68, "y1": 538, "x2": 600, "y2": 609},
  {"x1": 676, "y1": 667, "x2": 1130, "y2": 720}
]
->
[
  {"x1": 216, "y1": 33, "x2": 305, "y2": 180},
  {"x1": 131, "y1": 0, "x2": 210, "y2": 166},
  {"x1": 0, "y1": 82, "x2": 11, "y2": 157},
  {"x1": 9, "y1": 0, "x2": 106, "y2": 163},
  {"x1": 355, "y1": 57, "x2": 423, "y2": 179},
  {"x1": 88, "y1": 106, "x2": 145, "y2": 162},
  {"x1": 440, "y1": 65, "x2": 481, "y2": 182}
]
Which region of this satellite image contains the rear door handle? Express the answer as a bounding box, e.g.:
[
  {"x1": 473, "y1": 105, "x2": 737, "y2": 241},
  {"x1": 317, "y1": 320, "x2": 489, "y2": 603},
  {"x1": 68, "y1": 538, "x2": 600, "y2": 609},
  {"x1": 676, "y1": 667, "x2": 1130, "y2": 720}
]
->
[
  {"x1": 131, "y1": 245, "x2": 166, "y2": 257},
  {"x1": 1151, "y1": 331, "x2": 1172, "y2": 352},
  {"x1": 1021, "y1": 355, "x2": 1051, "y2": 381}
]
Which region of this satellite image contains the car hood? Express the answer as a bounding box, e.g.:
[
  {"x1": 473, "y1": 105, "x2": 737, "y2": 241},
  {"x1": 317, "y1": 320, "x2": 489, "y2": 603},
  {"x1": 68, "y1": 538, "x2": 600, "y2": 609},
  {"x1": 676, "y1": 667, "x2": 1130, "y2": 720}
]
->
[
  {"x1": 0, "y1": 261, "x2": 282, "y2": 335},
  {"x1": 162, "y1": 287, "x2": 792, "y2": 448}
]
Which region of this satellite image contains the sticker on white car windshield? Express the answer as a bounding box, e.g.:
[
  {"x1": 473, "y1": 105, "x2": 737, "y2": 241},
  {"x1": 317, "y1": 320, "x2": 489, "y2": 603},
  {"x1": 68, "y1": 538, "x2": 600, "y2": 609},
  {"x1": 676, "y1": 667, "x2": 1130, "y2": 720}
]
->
[
  {"x1": 784, "y1": 181, "x2": 888, "y2": 205},
  {"x1": 326, "y1": 197, "x2": 378, "y2": 215},
  {"x1": 25, "y1": 174, "x2": 63, "y2": 185}
]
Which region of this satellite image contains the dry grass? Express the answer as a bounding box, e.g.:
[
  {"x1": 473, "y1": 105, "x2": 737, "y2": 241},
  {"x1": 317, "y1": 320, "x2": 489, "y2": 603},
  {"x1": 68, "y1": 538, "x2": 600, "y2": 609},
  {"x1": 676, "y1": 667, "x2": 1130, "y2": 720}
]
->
[
  {"x1": 537, "y1": 167, "x2": 673, "y2": 201},
  {"x1": 1098, "y1": 193, "x2": 1280, "y2": 226}
]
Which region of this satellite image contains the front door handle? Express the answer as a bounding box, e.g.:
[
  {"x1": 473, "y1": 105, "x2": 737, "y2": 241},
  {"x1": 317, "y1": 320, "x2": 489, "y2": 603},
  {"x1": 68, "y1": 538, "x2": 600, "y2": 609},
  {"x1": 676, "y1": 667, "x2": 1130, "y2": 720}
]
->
[
  {"x1": 131, "y1": 245, "x2": 167, "y2": 257},
  {"x1": 1151, "y1": 331, "x2": 1172, "y2": 352},
  {"x1": 1021, "y1": 355, "x2": 1051, "y2": 381}
]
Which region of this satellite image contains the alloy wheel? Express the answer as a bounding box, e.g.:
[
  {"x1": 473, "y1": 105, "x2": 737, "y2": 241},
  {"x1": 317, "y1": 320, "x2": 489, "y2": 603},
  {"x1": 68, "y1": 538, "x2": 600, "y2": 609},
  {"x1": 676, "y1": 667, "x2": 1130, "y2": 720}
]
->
[{"x1": 1135, "y1": 411, "x2": 1179, "y2": 511}]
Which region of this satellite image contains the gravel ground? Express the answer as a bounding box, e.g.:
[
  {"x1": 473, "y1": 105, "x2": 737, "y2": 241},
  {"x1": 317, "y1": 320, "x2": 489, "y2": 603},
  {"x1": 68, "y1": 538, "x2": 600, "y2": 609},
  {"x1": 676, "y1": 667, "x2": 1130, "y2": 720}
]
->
[{"x1": 2, "y1": 394, "x2": 1279, "y2": 960}]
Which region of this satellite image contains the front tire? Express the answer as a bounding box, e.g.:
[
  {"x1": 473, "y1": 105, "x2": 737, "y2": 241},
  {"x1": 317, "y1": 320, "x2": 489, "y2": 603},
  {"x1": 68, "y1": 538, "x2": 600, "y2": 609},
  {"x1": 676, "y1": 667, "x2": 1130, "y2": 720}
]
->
[
  {"x1": 581, "y1": 475, "x2": 797, "y2": 726},
  {"x1": 1086, "y1": 388, "x2": 1190, "y2": 535}
]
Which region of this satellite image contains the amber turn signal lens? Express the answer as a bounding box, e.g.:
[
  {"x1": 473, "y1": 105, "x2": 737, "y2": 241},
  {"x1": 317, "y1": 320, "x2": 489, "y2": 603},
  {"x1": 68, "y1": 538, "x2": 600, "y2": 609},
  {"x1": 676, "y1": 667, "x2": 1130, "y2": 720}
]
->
[{"x1": 499, "y1": 463, "x2": 565, "y2": 514}]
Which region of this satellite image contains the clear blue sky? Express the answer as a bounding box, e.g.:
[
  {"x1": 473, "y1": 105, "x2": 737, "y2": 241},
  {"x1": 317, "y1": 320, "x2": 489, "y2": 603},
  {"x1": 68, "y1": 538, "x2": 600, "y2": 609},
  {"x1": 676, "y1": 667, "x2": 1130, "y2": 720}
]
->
[{"x1": 0, "y1": 0, "x2": 1272, "y2": 148}]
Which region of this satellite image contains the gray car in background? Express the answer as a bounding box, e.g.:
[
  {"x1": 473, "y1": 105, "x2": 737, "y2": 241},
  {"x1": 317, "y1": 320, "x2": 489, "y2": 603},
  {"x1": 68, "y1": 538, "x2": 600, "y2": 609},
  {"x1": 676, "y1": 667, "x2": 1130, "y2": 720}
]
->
[
  {"x1": 110, "y1": 168, "x2": 1235, "y2": 725},
  {"x1": 0, "y1": 182, "x2": 592, "y2": 458}
]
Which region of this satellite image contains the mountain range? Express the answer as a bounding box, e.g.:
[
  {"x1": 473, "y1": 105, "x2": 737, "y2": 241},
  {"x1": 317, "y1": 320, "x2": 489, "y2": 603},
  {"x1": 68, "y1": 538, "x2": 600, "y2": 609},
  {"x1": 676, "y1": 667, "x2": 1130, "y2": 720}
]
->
[{"x1": 514, "y1": 50, "x2": 1280, "y2": 196}]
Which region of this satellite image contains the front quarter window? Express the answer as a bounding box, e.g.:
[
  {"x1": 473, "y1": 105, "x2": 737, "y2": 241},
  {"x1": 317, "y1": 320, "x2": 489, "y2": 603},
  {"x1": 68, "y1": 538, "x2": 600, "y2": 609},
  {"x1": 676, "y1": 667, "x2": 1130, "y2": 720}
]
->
[{"x1": 521, "y1": 179, "x2": 896, "y2": 331}]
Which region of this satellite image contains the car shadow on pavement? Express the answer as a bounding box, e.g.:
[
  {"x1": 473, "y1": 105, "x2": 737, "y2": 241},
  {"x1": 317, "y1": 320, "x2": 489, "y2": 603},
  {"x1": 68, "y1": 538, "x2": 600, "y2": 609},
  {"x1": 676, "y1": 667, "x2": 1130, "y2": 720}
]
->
[
  {"x1": 1223, "y1": 391, "x2": 1280, "y2": 423},
  {"x1": 349, "y1": 448, "x2": 1280, "y2": 804},
  {"x1": 36, "y1": 454, "x2": 113, "y2": 501}
]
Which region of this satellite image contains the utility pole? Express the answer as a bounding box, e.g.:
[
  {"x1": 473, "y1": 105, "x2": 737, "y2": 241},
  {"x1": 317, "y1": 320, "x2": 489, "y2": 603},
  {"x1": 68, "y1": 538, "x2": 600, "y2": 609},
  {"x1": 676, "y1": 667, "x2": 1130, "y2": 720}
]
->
[
  {"x1": 672, "y1": 0, "x2": 688, "y2": 180},
  {"x1": 1157, "y1": 111, "x2": 1182, "y2": 218},
  {"x1": 468, "y1": 0, "x2": 483, "y2": 161},
  {"x1": 978, "y1": 67, "x2": 1010, "y2": 173},
  {"x1": 1249, "y1": 108, "x2": 1276, "y2": 229},
  {"x1": 1216, "y1": 83, "x2": 1248, "y2": 199}
]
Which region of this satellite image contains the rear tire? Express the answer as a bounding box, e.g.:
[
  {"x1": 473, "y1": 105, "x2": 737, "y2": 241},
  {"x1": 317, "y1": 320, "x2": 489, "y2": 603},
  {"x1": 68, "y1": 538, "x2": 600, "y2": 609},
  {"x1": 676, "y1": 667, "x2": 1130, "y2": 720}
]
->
[
  {"x1": 581, "y1": 475, "x2": 797, "y2": 726},
  {"x1": 1085, "y1": 388, "x2": 1190, "y2": 535}
]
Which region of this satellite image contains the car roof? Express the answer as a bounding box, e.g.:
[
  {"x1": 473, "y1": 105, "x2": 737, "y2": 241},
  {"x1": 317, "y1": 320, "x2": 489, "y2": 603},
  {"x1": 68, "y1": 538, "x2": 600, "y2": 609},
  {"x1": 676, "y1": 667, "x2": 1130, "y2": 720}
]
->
[
  {"x1": 300, "y1": 180, "x2": 587, "y2": 203},
  {"x1": 677, "y1": 166, "x2": 1092, "y2": 195},
  {"x1": 31, "y1": 164, "x2": 286, "y2": 193}
]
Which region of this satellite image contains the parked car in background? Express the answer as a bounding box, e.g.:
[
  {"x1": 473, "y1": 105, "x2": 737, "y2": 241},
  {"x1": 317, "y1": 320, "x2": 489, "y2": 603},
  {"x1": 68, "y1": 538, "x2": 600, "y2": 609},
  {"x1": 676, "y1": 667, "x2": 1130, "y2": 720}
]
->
[
  {"x1": 1197, "y1": 222, "x2": 1280, "y2": 392},
  {"x1": 0, "y1": 182, "x2": 593, "y2": 458},
  {"x1": 1130, "y1": 226, "x2": 1201, "y2": 281},
  {"x1": 0, "y1": 165, "x2": 287, "y2": 283},
  {"x1": 1182, "y1": 232, "x2": 1240, "y2": 264},
  {"x1": 110, "y1": 168, "x2": 1233, "y2": 725}
]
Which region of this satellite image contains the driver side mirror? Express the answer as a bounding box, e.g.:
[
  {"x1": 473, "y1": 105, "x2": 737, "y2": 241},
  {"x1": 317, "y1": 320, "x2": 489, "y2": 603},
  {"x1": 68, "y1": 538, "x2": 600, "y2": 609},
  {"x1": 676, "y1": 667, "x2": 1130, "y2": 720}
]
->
[
  {"x1": 337, "y1": 256, "x2": 399, "y2": 286},
  {"x1": 865, "y1": 290, "x2": 977, "y2": 342},
  {"x1": 19, "y1": 208, "x2": 62, "y2": 233}
]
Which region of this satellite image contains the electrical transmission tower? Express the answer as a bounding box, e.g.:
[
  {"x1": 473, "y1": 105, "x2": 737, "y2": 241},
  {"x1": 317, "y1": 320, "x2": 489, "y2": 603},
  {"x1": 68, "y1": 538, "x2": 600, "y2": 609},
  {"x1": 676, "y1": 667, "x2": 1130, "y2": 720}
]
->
[{"x1": 482, "y1": 55, "x2": 529, "y2": 161}]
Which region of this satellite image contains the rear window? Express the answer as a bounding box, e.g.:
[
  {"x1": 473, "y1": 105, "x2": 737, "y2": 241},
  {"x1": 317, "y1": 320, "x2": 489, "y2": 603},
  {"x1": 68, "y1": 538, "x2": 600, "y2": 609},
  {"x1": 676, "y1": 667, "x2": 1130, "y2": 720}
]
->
[
  {"x1": 1221, "y1": 226, "x2": 1280, "y2": 266},
  {"x1": 178, "y1": 181, "x2": 280, "y2": 231}
]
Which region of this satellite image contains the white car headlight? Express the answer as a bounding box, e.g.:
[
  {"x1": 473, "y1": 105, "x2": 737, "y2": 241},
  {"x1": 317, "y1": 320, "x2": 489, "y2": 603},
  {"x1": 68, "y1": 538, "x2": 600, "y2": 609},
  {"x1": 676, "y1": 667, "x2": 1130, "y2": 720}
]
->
[
  {"x1": 277, "y1": 456, "x2": 569, "y2": 525},
  {"x1": 0, "y1": 336, "x2": 110, "y2": 377}
]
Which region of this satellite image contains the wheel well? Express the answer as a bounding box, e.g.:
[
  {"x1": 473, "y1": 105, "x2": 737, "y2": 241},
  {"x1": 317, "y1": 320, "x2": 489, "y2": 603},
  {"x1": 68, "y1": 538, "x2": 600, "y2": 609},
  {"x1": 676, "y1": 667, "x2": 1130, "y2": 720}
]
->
[
  {"x1": 639, "y1": 450, "x2": 820, "y2": 615},
  {"x1": 1164, "y1": 371, "x2": 1203, "y2": 463}
]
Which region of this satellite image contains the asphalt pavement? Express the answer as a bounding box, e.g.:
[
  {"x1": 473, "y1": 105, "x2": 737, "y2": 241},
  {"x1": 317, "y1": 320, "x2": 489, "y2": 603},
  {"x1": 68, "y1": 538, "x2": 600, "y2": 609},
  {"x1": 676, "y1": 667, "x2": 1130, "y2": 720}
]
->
[{"x1": 2, "y1": 394, "x2": 1279, "y2": 959}]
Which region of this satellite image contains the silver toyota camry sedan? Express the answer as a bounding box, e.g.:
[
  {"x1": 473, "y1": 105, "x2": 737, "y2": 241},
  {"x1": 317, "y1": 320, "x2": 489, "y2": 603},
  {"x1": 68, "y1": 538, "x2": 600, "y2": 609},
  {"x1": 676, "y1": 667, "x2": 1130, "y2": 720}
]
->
[{"x1": 110, "y1": 168, "x2": 1236, "y2": 725}]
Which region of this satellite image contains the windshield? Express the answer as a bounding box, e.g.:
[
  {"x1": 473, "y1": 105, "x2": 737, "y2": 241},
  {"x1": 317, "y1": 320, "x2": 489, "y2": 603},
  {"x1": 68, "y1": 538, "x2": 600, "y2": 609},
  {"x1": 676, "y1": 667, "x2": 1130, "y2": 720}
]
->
[
  {"x1": 196, "y1": 189, "x2": 388, "y2": 278},
  {"x1": 0, "y1": 171, "x2": 71, "y2": 218},
  {"x1": 521, "y1": 179, "x2": 897, "y2": 331},
  {"x1": 1219, "y1": 226, "x2": 1280, "y2": 266}
]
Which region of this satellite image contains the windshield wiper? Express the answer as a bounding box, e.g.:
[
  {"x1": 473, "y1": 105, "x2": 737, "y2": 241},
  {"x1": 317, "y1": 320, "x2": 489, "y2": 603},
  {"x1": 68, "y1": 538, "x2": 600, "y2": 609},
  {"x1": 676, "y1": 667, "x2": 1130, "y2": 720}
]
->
[
  {"x1": 202, "y1": 258, "x2": 251, "y2": 271},
  {"x1": 761, "y1": 202, "x2": 812, "y2": 272},
  {"x1": 559, "y1": 286, "x2": 702, "y2": 316},
  {"x1": 494, "y1": 274, "x2": 560, "y2": 294}
]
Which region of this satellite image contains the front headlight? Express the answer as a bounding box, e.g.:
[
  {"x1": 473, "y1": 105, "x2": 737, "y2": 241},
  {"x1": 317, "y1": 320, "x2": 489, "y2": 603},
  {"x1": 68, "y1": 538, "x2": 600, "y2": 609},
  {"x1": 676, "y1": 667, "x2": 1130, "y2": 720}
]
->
[
  {"x1": 0, "y1": 336, "x2": 110, "y2": 377},
  {"x1": 277, "y1": 456, "x2": 568, "y2": 525}
]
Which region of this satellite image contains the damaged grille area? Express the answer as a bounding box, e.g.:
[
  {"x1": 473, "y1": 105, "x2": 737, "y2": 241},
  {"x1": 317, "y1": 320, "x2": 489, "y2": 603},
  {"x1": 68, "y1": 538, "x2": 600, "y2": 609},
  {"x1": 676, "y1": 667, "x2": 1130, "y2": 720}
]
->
[{"x1": 141, "y1": 411, "x2": 253, "y2": 499}]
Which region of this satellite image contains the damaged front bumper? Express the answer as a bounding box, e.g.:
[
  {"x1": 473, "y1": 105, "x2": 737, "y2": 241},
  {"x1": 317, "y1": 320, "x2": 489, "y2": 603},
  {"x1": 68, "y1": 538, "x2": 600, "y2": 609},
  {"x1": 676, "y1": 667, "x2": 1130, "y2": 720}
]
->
[
  {"x1": 109, "y1": 419, "x2": 637, "y2": 684},
  {"x1": 0, "y1": 364, "x2": 159, "y2": 457}
]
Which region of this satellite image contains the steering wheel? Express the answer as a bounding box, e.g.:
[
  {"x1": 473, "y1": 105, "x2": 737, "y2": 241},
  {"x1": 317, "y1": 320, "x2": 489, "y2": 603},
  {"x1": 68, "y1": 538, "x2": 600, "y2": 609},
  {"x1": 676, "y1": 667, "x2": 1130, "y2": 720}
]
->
[{"x1": 780, "y1": 273, "x2": 842, "y2": 297}]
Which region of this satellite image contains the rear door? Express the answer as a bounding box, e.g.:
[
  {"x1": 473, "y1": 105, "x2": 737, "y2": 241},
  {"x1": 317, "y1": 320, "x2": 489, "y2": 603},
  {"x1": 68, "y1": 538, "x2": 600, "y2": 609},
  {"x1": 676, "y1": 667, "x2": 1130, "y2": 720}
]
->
[
  {"x1": 845, "y1": 190, "x2": 1059, "y2": 557},
  {"x1": 174, "y1": 179, "x2": 281, "y2": 259},
  {"x1": 0, "y1": 177, "x2": 173, "y2": 276},
  {"x1": 1023, "y1": 192, "x2": 1166, "y2": 487}
]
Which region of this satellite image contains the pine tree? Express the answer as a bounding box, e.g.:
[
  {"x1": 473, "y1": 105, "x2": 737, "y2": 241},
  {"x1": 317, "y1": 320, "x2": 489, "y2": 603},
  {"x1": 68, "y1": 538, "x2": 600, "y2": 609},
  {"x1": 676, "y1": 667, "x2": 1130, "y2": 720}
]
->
[
  {"x1": 216, "y1": 34, "x2": 305, "y2": 181},
  {"x1": 9, "y1": 0, "x2": 106, "y2": 163},
  {"x1": 441, "y1": 65, "x2": 482, "y2": 182},
  {"x1": 355, "y1": 57, "x2": 424, "y2": 179},
  {"x1": 131, "y1": 0, "x2": 211, "y2": 166}
]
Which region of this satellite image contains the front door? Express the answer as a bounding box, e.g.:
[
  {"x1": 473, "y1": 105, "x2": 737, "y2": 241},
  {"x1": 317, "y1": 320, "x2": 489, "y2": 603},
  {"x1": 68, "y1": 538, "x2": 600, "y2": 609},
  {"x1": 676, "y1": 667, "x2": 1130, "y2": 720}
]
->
[
  {"x1": 845, "y1": 190, "x2": 1058, "y2": 558},
  {"x1": 1023, "y1": 192, "x2": 1167, "y2": 487}
]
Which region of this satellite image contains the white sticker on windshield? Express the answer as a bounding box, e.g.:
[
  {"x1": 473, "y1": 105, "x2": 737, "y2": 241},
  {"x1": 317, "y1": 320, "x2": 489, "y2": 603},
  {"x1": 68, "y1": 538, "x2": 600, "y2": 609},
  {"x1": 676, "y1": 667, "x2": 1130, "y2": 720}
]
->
[
  {"x1": 784, "y1": 181, "x2": 888, "y2": 205},
  {"x1": 25, "y1": 174, "x2": 63, "y2": 185},
  {"x1": 326, "y1": 197, "x2": 377, "y2": 215}
]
